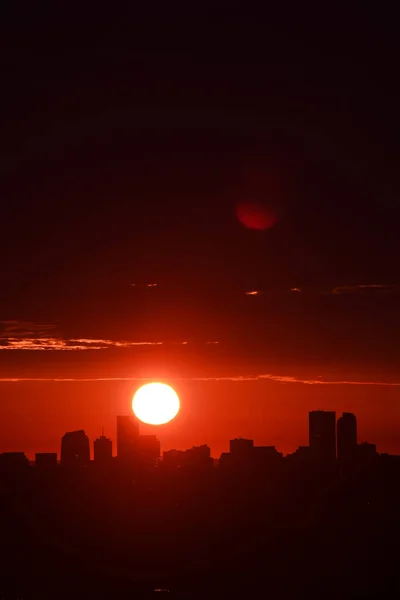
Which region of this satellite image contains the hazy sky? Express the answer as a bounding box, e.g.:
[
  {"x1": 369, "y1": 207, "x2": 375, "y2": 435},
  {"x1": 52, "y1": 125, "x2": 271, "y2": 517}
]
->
[{"x1": 1, "y1": 6, "x2": 399, "y2": 456}]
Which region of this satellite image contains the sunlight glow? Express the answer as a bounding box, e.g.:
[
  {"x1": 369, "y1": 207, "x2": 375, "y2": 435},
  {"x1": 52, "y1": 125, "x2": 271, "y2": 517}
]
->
[{"x1": 132, "y1": 382, "x2": 180, "y2": 425}]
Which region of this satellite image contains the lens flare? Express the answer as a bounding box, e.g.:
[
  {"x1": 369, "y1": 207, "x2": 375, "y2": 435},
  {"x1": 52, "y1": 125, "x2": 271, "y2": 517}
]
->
[{"x1": 235, "y1": 201, "x2": 278, "y2": 230}]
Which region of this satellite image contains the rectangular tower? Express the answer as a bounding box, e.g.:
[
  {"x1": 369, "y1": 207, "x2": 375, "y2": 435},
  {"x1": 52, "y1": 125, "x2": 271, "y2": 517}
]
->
[
  {"x1": 337, "y1": 412, "x2": 357, "y2": 462},
  {"x1": 117, "y1": 415, "x2": 140, "y2": 463},
  {"x1": 309, "y1": 410, "x2": 336, "y2": 461},
  {"x1": 94, "y1": 432, "x2": 113, "y2": 464}
]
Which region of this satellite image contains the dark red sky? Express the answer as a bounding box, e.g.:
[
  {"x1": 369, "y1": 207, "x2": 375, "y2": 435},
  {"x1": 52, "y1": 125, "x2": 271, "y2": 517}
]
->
[{"x1": 0, "y1": 6, "x2": 399, "y2": 457}]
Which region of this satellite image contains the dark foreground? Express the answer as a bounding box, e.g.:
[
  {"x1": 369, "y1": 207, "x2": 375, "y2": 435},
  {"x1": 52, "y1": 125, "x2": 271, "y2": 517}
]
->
[{"x1": 1, "y1": 456, "x2": 399, "y2": 599}]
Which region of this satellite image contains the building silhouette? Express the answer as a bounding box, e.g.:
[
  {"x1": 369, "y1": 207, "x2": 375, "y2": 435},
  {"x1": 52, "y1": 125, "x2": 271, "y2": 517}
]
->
[
  {"x1": 337, "y1": 412, "x2": 357, "y2": 462},
  {"x1": 0, "y1": 452, "x2": 29, "y2": 471},
  {"x1": 0, "y1": 403, "x2": 399, "y2": 598},
  {"x1": 94, "y1": 429, "x2": 113, "y2": 465},
  {"x1": 357, "y1": 441, "x2": 377, "y2": 460},
  {"x1": 185, "y1": 444, "x2": 212, "y2": 467},
  {"x1": 229, "y1": 438, "x2": 254, "y2": 457},
  {"x1": 117, "y1": 415, "x2": 140, "y2": 464},
  {"x1": 286, "y1": 445, "x2": 311, "y2": 465},
  {"x1": 222, "y1": 439, "x2": 254, "y2": 470},
  {"x1": 252, "y1": 445, "x2": 283, "y2": 463},
  {"x1": 309, "y1": 410, "x2": 336, "y2": 461},
  {"x1": 162, "y1": 449, "x2": 184, "y2": 468},
  {"x1": 220, "y1": 441, "x2": 282, "y2": 472},
  {"x1": 35, "y1": 452, "x2": 58, "y2": 468},
  {"x1": 60, "y1": 430, "x2": 90, "y2": 467},
  {"x1": 138, "y1": 434, "x2": 160, "y2": 468},
  {"x1": 162, "y1": 445, "x2": 212, "y2": 469}
]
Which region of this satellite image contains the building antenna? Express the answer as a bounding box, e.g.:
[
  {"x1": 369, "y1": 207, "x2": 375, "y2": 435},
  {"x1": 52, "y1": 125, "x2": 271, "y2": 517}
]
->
[{"x1": 101, "y1": 426, "x2": 104, "y2": 437}]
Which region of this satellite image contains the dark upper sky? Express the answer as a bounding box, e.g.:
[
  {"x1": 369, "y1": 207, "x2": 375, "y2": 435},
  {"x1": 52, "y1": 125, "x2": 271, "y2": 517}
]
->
[{"x1": 1, "y1": 5, "x2": 400, "y2": 378}]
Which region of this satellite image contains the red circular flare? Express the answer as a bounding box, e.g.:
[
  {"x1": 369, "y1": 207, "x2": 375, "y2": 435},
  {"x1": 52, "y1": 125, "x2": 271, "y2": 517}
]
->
[{"x1": 235, "y1": 201, "x2": 278, "y2": 230}]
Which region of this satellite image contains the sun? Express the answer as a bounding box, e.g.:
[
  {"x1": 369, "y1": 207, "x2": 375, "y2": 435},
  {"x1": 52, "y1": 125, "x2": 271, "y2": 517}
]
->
[{"x1": 132, "y1": 382, "x2": 180, "y2": 425}]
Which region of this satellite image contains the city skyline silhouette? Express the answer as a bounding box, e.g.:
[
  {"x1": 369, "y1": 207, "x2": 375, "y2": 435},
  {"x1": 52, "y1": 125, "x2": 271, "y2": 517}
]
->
[
  {"x1": 1, "y1": 405, "x2": 398, "y2": 598},
  {"x1": 0, "y1": 407, "x2": 385, "y2": 466}
]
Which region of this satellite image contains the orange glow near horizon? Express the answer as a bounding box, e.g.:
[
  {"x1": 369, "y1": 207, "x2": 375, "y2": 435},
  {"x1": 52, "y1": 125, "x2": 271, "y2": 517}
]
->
[
  {"x1": 132, "y1": 382, "x2": 180, "y2": 425},
  {"x1": 1, "y1": 378, "x2": 400, "y2": 459}
]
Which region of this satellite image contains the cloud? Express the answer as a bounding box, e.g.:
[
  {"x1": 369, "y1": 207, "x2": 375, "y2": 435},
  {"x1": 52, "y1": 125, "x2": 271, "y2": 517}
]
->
[
  {"x1": 1, "y1": 320, "x2": 55, "y2": 336},
  {"x1": 244, "y1": 284, "x2": 398, "y2": 296},
  {"x1": 1, "y1": 374, "x2": 399, "y2": 385},
  {"x1": 331, "y1": 284, "x2": 399, "y2": 295},
  {"x1": 0, "y1": 337, "x2": 75, "y2": 351},
  {"x1": 257, "y1": 374, "x2": 400, "y2": 385},
  {"x1": 192, "y1": 374, "x2": 400, "y2": 386},
  {"x1": 0, "y1": 338, "x2": 182, "y2": 351},
  {"x1": 0, "y1": 322, "x2": 216, "y2": 351},
  {"x1": 123, "y1": 283, "x2": 400, "y2": 297}
]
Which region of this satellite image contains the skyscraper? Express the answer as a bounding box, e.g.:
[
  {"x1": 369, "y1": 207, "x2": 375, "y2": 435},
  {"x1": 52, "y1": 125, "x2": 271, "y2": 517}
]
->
[
  {"x1": 94, "y1": 429, "x2": 113, "y2": 464},
  {"x1": 117, "y1": 415, "x2": 140, "y2": 464},
  {"x1": 337, "y1": 412, "x2": 357, "y2": 462},
  {"x1": 61, "y1": 430, "x2": 90, "y2": 467},
  {"x1": 309, "y1": 411, "x2": 336, "y2": 461}
]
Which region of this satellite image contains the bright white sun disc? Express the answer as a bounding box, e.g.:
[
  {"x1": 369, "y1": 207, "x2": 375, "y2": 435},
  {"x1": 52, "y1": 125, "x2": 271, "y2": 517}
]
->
[{"x1": 132, "y1": 382, "x2": 180, "y2": 425}]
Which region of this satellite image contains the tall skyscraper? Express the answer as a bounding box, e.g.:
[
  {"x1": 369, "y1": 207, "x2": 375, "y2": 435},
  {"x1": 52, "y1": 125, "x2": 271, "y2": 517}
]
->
[
  {"x1": 337, "y1": 412, "x2": 357, "y2": 462},
  {"x1": 309, "y1": 411, "x2": 336, "y2": 461},
  {"x1": 94, "y1": 429, "x2": 113, "y2": 464},
  {"x1": 61, "y1": 430, "x2": 90, "y2": 467},
  {"x1": 117, "y1": 415, "x2": 140, "y2": 464}
]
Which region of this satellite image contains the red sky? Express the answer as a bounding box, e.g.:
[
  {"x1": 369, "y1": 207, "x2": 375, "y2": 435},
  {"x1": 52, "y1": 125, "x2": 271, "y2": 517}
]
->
[
  {"x1": 1, "y1": 13, "x2": 400, "y2": 461},
  {"x1": 1, "y1": 377, "x2": 399, "y2": 460}
]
